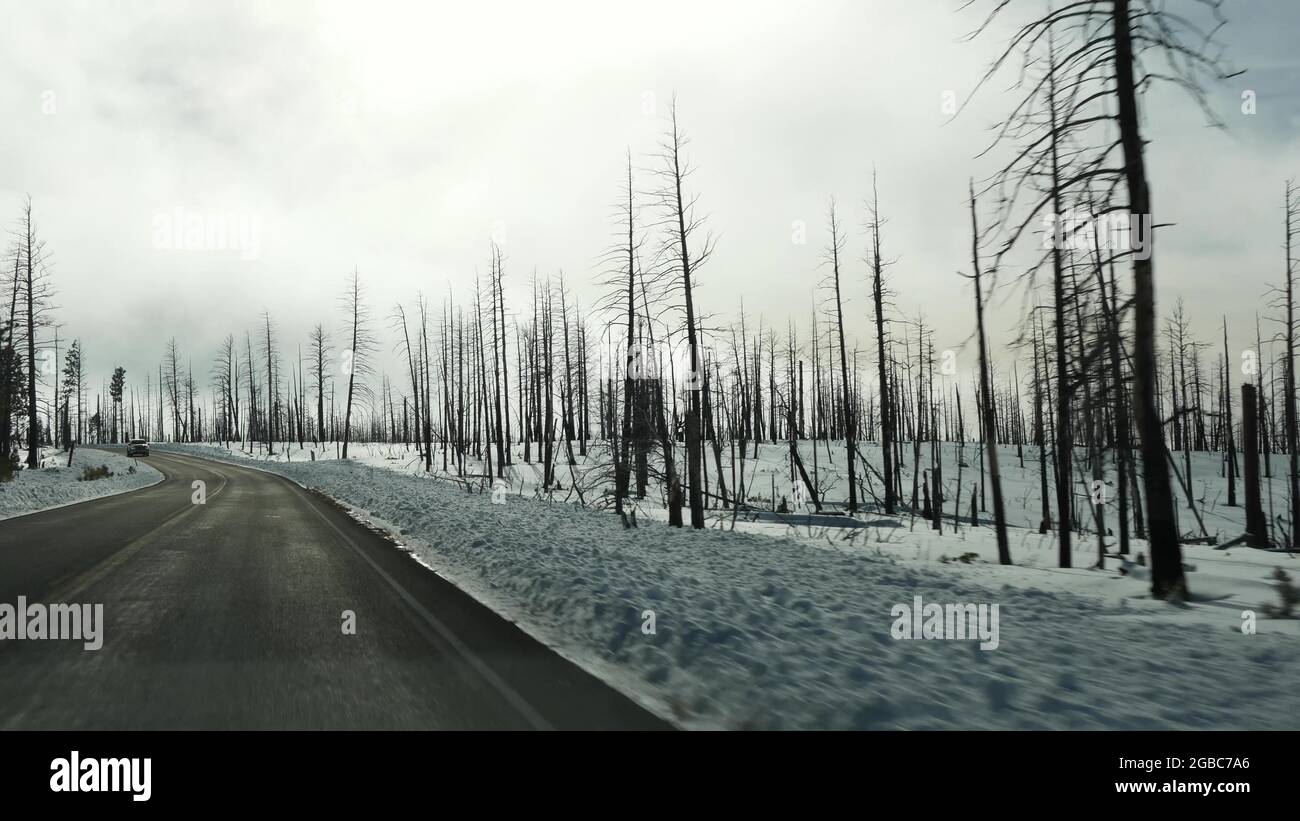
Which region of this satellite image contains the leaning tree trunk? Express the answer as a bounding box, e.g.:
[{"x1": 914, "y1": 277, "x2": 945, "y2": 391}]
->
[
  {"x1": 669, "y1": 111, "x2": 706, "y2": 530},
  {"x1": 1046, "y1": 53, "x2": 1073, "y2": 569},
  {"x1": 969, "y1": 183, "x2": 1010, "y2": 564},
  {"x1": 828, "y1": 204, "x2": 857, "y2": 514},
  {"x1": 1114, "y1": 0, "x2": 1185, "y2": 598}
]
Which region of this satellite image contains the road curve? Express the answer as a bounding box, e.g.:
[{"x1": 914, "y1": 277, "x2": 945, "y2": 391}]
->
[{"x1": 0, "y1": 449, "x2": 670, "y2": 730}]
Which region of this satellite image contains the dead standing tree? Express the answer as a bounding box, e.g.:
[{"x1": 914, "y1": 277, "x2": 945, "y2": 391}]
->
[
  {"x1": 339, "y1": 269, "x2": 376, "y2": 459},
  {"x1": 593, "y1": 150, "x2": 645, "y2": 519},
  {"x1": 635, "y1": 257, "x2": 684, "y2": 525},
  {"x1": 164, "y1": 338, "x2": 185, "y2": 442},
  {"x1": 1221, "y1": 316, "x2": 1237, "y2": 506},
  {"x1": 18, "y1": 198, "x2": 55, "y2": 467},
  {"x1": 418, "y1": 294, "x2": 434, "y2": 472},
  {"x1": 489, "y1": 247, "x2": 507, "y2": 476},
  {"x1": 971, "y1": 22, "x2": 1082, "y2": 567},
  {"x1": 393, "y1": 300, "x2": 424, "y2": 461},
  {"x1": 967, "y1": 181, "x2": 1012, "y2": 564},
  {"x1": 212, "y1": 334, "x2": 239, "y2": 446},
  {"x1": 309, "y1": 324, "x2": 329, "y2": 445},
  {"x1": 969, "y1": 0, "x2": 1240, "y2": 598},
  {"x1": 866, "y1": 171, "x2": 896, "y2": 514},
  {"x1": 260, "y1": 310, "x2": 277, "y2": 452},
  {"x1": 822, "y1": 199, "x2": 858, "y2": 514},
  {"x1": 1267, "y1": 181, "x2": 1300, "y2": 548},
  {"x1": 1288, "y1": 183, "x2": 1300, "y2": 548},
  {"x1": 647, "y1": 98, "x2": 715, "y2": 529}
]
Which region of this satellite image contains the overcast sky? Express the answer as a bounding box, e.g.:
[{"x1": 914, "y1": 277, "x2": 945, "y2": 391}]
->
[{"x1": 2, "y1": 0, "x2": 1299, "y2": 403}]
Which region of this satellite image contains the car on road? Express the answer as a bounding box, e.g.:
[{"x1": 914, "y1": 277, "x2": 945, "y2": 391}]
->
[{"x1": 126, "y1": 438, "x2": 150, "y2": 457}]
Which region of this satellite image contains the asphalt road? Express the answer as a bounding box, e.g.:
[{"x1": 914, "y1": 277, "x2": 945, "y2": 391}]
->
[{"x1": 0, "y1": 449, "x2": 669, "y2": 730}]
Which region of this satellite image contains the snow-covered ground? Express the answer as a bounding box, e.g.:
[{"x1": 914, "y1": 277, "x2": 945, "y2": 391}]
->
[
  {"x1": 188, "y1": 437, "x2": 1291, "y2": 543},
  {"x1": 158, "y1": 440, "x2": 1300, "y2": 730},
  {"x1": 0, "y1": 447, "x2": 163, "y2": 521}
]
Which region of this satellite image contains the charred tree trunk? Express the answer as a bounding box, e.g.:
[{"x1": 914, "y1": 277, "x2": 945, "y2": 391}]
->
[
  {"x1": 827, "y1": 201, "x2": 858, "y2": 514},
  {"x1": 1243, "y1": 384, "x2": 1268, "y2": 546},
  {"x1": 968, "y1": 182, "x2": 1010, "y2": 564},
  {"x1": 1114, "y1": 0, "x2": 1185, "y2": 598},
  {"x1": 870, "y1": 173, "x2": 895, "y2": 515}
]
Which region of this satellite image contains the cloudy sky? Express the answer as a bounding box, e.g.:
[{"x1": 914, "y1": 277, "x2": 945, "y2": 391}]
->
[{"x1": 2, "y1": 0, "x2": 1299, "y2": 405}]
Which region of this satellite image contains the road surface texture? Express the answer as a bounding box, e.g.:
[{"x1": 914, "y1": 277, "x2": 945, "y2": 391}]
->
[{"x1": 0, "y1": 449, "x2": 669, "y2": 730}]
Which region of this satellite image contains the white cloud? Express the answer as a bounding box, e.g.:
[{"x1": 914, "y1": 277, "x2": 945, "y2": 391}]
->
[{"x1": 0, "y1": 0, "x2": 1296, "y2": 394}]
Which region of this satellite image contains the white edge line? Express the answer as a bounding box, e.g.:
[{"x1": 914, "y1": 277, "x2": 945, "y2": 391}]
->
[
  {"x1": 299, "y1": 496, "x2": 554, "y2": 731},
  {"x1": 156, "y1": 446, "x2": 556, "y2": 731},
  {"x1": 155, "y1": 445, "x2": 692, "y2": 729}
]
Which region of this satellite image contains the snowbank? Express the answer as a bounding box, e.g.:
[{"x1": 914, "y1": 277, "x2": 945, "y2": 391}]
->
[
  {"x1": 0, "y1": 448, "x2": 163, "y2": 521},
  {"x1": 158, "y1": 443, "x2": 1300, "y2": 730}
]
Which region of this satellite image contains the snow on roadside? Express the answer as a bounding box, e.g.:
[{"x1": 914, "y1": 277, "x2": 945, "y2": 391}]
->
[
  {"x1": 0, "y1": 447, "x2": 163, "y2": 521},
  {"x1": 159, "y1": 443, "x2": 1300, "y2": 730},
  {"x1": 719, "y1": 508, "x2": 1300, "y2": 638}
]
